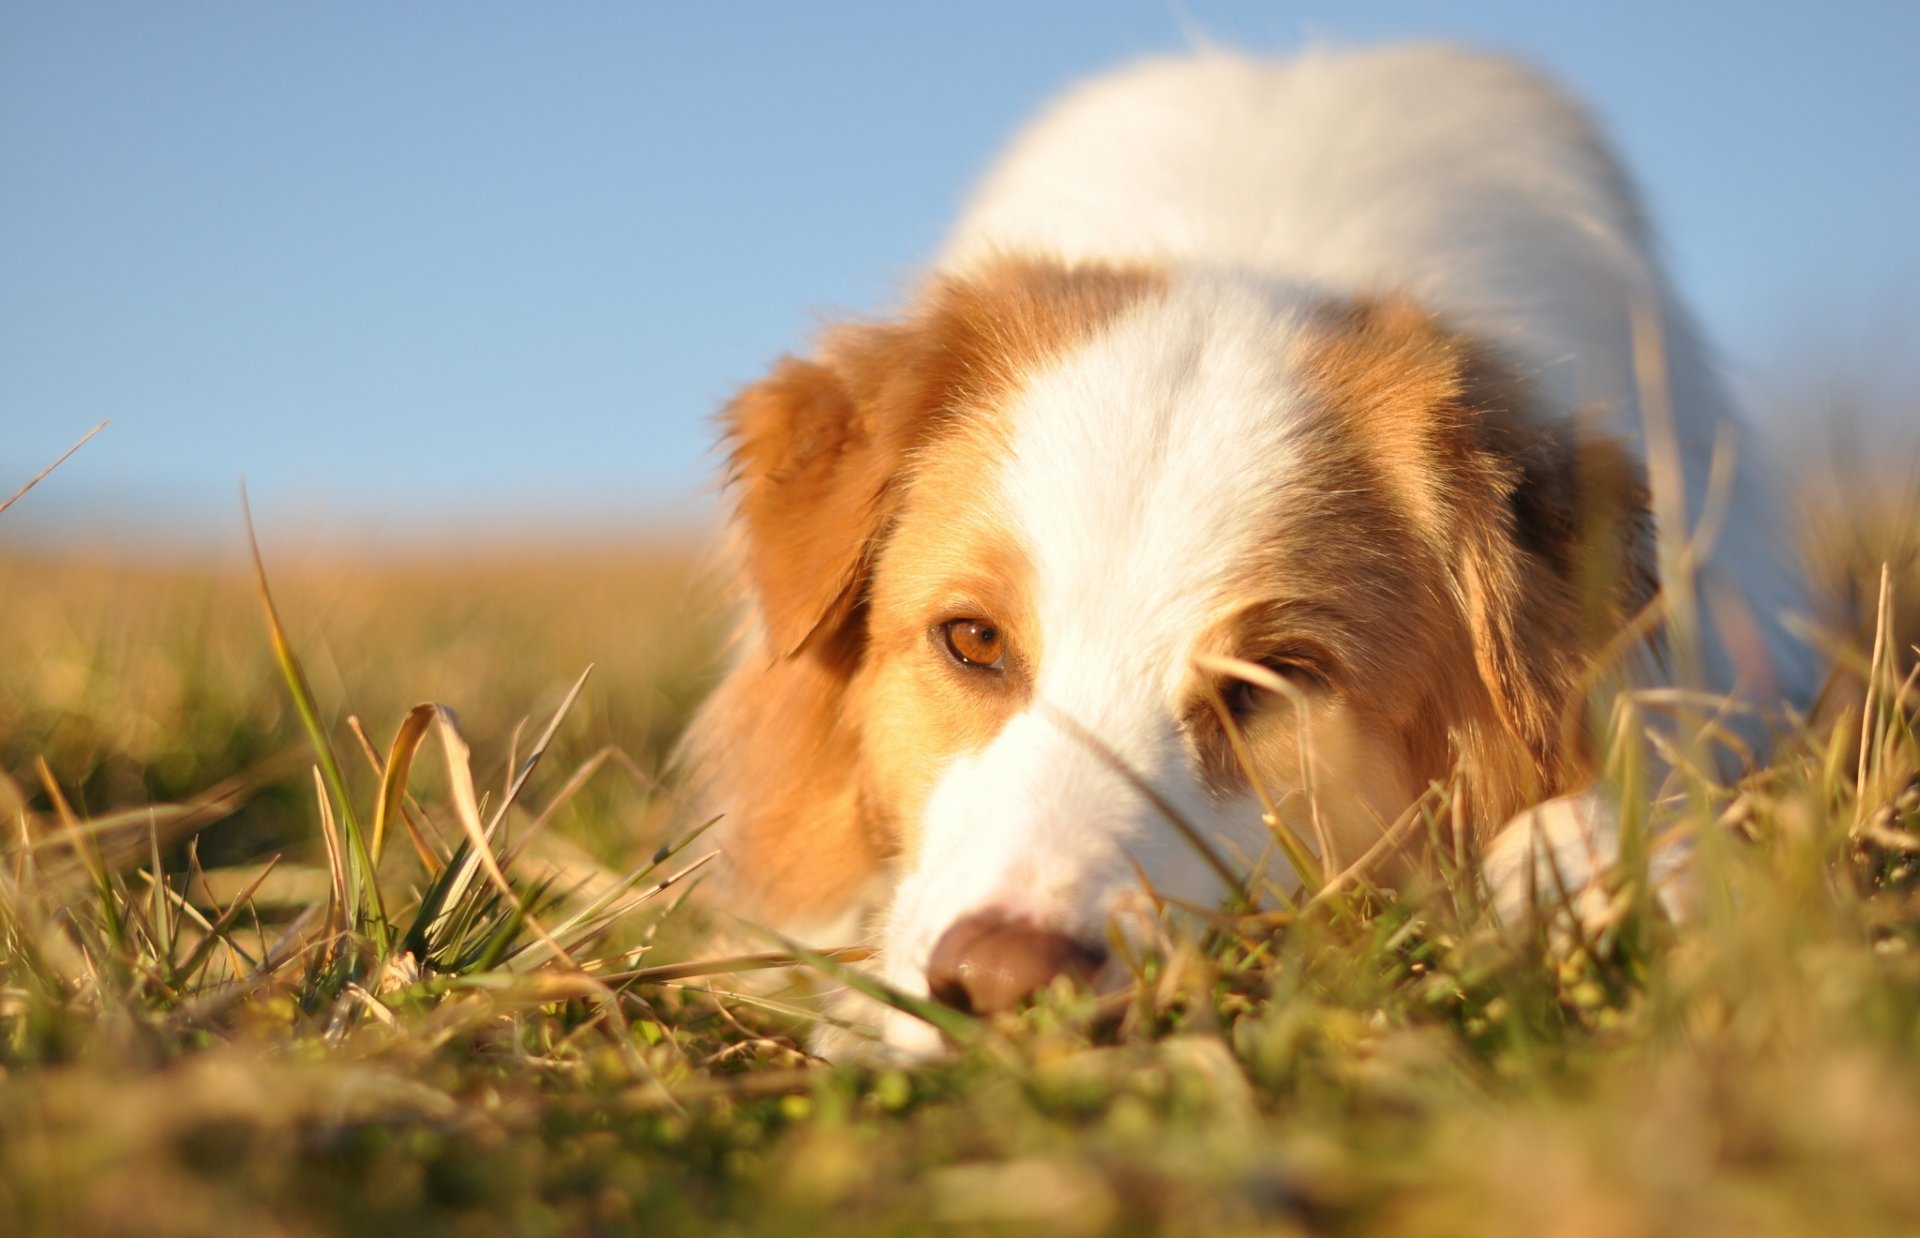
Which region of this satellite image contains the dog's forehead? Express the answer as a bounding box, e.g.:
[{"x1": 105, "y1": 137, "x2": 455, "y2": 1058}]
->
[{"x1": 995, "y1": 275, "x2": 1323, "y2": 699}]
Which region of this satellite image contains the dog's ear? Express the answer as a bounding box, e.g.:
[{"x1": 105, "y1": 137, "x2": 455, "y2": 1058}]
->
[
  {"x1": 692, "y1": 318, "x2": 963, "y2": 926},
  {"x1": 689, "y1": 321, "x2": 945, "y2": 928},
  {"x1": 724, "y1": 322, "x2": 934, "y2": 660},
  {"x1": 1304, "y1": 297, "x2": 1656, "y2": 814},
  {"x1": 1449, "y1": 345, "x2": 1657, "y2": 799}
]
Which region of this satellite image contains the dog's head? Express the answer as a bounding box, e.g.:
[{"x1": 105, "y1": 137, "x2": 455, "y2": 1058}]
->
[{"x1": 685, "y1": 256, "x2": 1651, "y2": 1055}]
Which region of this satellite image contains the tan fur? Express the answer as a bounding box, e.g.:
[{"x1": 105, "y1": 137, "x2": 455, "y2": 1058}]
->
[
  {"x1": 687, "y1": 258, "x2": 1162, "y2": 926},
  {"x1": 856, "y1": 466, "x2": 1037, "y2": 865}
]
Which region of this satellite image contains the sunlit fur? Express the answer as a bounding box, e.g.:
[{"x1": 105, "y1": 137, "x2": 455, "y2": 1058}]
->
[{"x1": 682, "y1": 44, "x2": 1817, "y2": 1057}]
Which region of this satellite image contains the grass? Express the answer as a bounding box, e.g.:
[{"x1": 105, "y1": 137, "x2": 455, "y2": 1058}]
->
[{"x1": 1, "y1": 465, "x2": 1917, "y2": 1236}]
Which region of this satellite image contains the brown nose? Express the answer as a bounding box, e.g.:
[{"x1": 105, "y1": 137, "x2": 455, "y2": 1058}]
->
[{"x1": 924, "y1": 912, "x2": 1108, "y2": 1016}]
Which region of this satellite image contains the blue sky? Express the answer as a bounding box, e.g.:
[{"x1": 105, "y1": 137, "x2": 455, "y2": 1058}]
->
[{"x1": 4, "y1": 3, "x2": 1916, "y2": 545}]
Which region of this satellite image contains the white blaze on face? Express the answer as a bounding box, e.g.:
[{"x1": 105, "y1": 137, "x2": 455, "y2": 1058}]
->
[{"x1": 878, "y1": 274, "x2": 1326, "y2": 1033}]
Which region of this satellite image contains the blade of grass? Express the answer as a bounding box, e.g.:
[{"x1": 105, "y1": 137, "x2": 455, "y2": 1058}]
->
[
  {"x1": 600, "y1": 948, "x2": 874, "y2": 986},
  {"x1": 146, "y1": 813, "x2": 177, "y2": 979},
  {"x1": 1191, "y1": 654, "x2": 1330, "y2": 894},
  {"x1": 744, "y1": 919, "x2": 982, "y2": 1047},
  {"x1": 1304, "y1": 789, "x2": 1438, "y2": 912},
  {"x1": 488, "y1": 665, "x2": 594, "y2": 837},
  {"x1": 1858, "y1": 564, "x2": 1893, "y2": 808},
  {"x1": 0, "y1": 870, "x2": 82, "y2": 994},
  {"x1": 1042, "y1": 703, "x2": 1259, "y2": 910},
  {"x1": 370, "y1": 704, "x2": 436, "y2": 867},
  {"x1": 405, "y1": 670, "x2": 594, "y2": 956},
  {"x1": 312, "y1": 766, "x2": 348, "y2": 941},
  {"x1": 19, "y1": 751, "x2": 299, "y2": 876},
  {"x1": 35, "y1": 757, "x2": 126, "y2": 959},
  {"x1": 1190, "y1": 656, "x2": 1314, "y2": 902},
  {"x1": 468, "y1": 873, "x2": 561, "y2": 974},
  {"x1": 244, "y1": 488, "x2": 388, "y2": 947},
  {"x1": 0, "y1": 420, "x2": 107, "y2": 516},
  {"x1": 347, "y1": 716, "x2": 449, "y2": 874},
  {"x1": 517, "y1": 851, "x2": 719, "y2": 968},
  {"x1": 171, "y1": 856, "x2": 281, "y2": 983},
  {"x1": 170, "y1": 905, "x2": 325, "y2": 1029},
  {"x1": 428, "y1": 705, "x2": 578, "y2": 969},
  {"x1": 418, "y1": 703, "x2": 663, "y2": 1083},
  {"x1": 518, "y1": 747, "x2": 615, "y2": 839}
]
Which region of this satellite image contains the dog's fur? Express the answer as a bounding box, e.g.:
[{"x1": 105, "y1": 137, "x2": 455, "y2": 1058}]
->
[{"x1": 682, "y1": 44, "x2": 1816, "y2": 1057}]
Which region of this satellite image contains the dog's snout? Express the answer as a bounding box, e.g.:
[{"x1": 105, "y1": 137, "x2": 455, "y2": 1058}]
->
[{"x1": 924, "y1": 911, "x2": 1107, "y2": 1016}]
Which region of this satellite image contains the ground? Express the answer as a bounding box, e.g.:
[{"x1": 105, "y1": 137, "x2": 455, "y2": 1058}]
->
[{"x1": 0, "y1": 473, "x2": 1915, "y2": 1237}]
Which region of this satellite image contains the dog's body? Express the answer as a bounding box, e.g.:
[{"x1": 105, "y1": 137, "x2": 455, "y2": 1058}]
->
[{"x1": 684, "y1": 45, "x2": 1815, "y2": 1057}]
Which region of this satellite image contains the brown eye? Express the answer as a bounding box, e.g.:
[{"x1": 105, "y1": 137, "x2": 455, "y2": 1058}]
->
[
  {"x1": 1223, "y1": 678, "x2": 1265, "y2": 720},
  {"x1": 1224, "y1": 659, "x2": 1323, "y2": 719},
  {"x1": 941, "y1": 618, "x2": 1005, "y2": 670}
]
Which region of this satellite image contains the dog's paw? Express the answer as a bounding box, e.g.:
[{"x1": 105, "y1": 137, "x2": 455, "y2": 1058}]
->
[
  {"x1": 1481, "y1": 790, "x2": 1691, "y2": 936},
  {"x1": 1482, "y1": 791, "x2": 1614, "y2": 931}
]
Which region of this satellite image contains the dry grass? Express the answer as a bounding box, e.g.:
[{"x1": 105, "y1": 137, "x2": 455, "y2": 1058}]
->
[
  {"x1": 0, "y1": 538, "x2": 719, "y2": 864},
  {"x1": 0, "y1": 467, "x2": 1916, "y2": 1235}
]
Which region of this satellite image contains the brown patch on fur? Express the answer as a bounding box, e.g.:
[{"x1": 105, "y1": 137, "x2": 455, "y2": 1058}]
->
[
  {"x1": 1286, "y1": 295, "x2": 1656, "y2": 833},
  {"x1": 856, "y1": 493, "x2": 1038, "y2": 864},
  {"x1": 688, "y1": 256, "x2": 1163, "y2": 927},
  {"x1": 679, "y1": 650, "x2": 880, "y2": 921}
]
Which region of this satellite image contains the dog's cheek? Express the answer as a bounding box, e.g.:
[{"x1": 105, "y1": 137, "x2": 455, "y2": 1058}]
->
[
  {"x1": 850, "y1": 670, "x2": 931, "y2": 867},
  {"x1": 860, "y1": 643, "x2": 1024, "y2": 858},
  {"x1": 1222, "y1": 700, "x2": 1424, "y2": 880},
  {"x1": 1320, "y1": 720, "x2": 1423, "y2": 878}
]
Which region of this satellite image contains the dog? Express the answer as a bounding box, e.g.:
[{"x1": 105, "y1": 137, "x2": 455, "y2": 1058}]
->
[{"x1": 681, "y1": 43, "x2": 1817, "y2": 1057}]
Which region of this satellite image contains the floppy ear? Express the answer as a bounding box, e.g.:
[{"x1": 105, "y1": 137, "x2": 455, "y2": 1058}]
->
[
  {"x1": 691, "y1": 296, "x2": 992, "y2": 927},
  {"x1": 1303, "y1": 296, "x2": 1655, "y2": 817},
  {"x1": 689, "y1": 319, "x2": 952, "y2": 926},
  {"x1": 724, "y1": 323, "x2": 927, "y2": 660},
  {"x1": 1450, "y1": 346, "x2": 1657, "y2": 799}
]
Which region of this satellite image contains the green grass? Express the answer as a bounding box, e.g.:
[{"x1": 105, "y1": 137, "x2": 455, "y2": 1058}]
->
[{"x1": 1, "y1": 471, "x2": 1917, "y2": 1237}]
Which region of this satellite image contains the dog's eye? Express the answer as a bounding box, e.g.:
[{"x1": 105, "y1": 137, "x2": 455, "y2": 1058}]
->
[
  {"x1": 1223, "y1": 660, "x2": 1321, "y2": 720},
  {"x1": 1223, "y1": 678, "x2": 1265, "y2": 719},
  {"x1": 941, "y1": 618, "x2": 1005, "y2": 670}
]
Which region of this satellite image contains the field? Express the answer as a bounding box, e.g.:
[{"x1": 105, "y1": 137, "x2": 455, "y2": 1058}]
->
[{"x1": 1, "y1": 472, "x2": 1917, "y2": 1236}]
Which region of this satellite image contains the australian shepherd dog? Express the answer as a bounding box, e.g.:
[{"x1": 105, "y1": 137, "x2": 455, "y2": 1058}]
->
[{"x1": 681, "y1": 44, "x2": 1816, "y2": 1056}]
